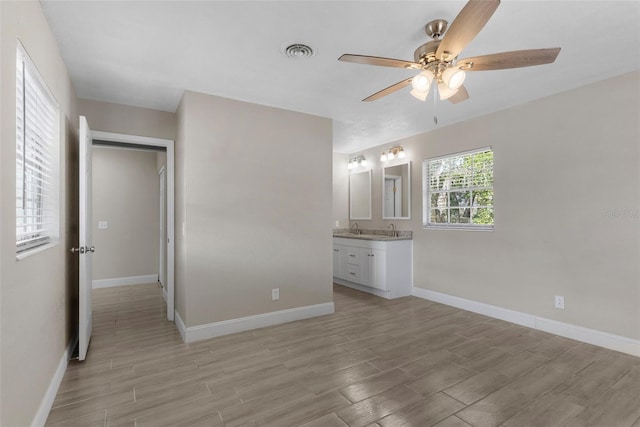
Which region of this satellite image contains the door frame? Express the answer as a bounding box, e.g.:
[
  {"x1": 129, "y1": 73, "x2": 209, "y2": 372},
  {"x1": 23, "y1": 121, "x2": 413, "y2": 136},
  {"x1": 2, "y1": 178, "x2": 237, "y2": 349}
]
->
[
  {"x1": 158, "y1": 165, "x2": 166, "y2": 301},
  {"x1": 92, "y1": 131, "x2": 176, "y2": 321}
]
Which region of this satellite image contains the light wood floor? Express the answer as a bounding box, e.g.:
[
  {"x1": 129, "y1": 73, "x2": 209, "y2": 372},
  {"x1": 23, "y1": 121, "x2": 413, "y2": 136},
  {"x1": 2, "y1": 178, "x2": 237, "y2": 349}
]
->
[{"x1": 47, "y1": 283, "x2": 640, "y2": 426}]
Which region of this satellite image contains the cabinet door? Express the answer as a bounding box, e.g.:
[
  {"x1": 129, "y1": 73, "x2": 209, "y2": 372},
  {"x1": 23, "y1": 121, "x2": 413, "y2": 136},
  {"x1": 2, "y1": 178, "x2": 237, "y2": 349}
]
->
[
  {"x1": 333, "y1": 246, "x2": 340, "y2": 278},
  {"x1": 368, "y1": 248, "x2": 387, "y2": 290},
  {"x1": 358, "y1": 248, "x2": 372, "y2": 285},
  {"x1": 333, "y1": 245, "x2": 348, "y2": 279}
]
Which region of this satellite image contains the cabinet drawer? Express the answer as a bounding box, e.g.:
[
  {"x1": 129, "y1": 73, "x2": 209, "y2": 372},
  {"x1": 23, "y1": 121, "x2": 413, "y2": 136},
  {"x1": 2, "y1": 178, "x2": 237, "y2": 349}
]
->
[
  {"x1": 346, "y1": 264, "x2": 359, "y2": 281},
  {"x1": 346, "y1": 248, "x2": 361, "y2": 263}
]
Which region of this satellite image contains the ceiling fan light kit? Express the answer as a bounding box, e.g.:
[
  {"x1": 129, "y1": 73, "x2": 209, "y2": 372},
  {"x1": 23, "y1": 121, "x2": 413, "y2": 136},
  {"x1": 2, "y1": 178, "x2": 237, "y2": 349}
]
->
[
  {"x1": 438, "y1": 81, "x2": 458, "y2": 100},
  {"x1": 338, "y1": 0, "x2": 560, "y2": 107},
  {"x1": 412, "y1": 70, "x2": 434, "y2": 91},
  {"x1": 410, "y1": 88, "x2": 429, "y2": 101},
  {"x1": 410, "y1": 70, "x2": 434, "y2": 100},
  {"x1": 442, "y1": 67, "x2": 466, "y2": 90}
]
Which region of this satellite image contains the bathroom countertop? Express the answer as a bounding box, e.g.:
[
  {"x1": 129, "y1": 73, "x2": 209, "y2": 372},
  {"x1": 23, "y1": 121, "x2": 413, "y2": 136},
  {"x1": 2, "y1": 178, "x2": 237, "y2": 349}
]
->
[{"x1": 333, "y1": 229, "x2": 413, "y2": 241}]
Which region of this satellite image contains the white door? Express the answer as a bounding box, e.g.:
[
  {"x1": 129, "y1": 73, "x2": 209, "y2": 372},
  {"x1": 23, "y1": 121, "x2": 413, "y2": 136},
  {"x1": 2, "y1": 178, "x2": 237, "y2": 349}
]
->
[
  {"x1": 78, "y1": 116, "x2": 94, "y2": 361},
  {"x1": 384, "y1": 178, "x2": 395, "y2": 217},
  {"x1": 384, "y1": 176, "x2": 402, "y2": 217}
]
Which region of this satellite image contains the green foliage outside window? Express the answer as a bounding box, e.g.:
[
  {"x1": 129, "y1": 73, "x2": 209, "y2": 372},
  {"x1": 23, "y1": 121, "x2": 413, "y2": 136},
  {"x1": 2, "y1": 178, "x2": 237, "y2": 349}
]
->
[{"x1": 425, "y1": 149, "x2": 493, "y2": 228}]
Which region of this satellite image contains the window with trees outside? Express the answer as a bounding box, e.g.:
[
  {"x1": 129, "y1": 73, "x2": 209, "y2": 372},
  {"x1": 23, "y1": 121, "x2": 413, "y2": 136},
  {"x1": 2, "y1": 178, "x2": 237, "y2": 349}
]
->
[
  {"x1": 16, "y1": 43, "x2": 60, "y2": 254},
  {"x1": 423, "y1": 148, "x2": 493, "y2": 230}
]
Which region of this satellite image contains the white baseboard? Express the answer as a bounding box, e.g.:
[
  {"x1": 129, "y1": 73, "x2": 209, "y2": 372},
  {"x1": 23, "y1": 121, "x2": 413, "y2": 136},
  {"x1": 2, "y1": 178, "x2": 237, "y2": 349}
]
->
[
  {"x1": 175, "y1": 309, "x2": 186, "y2": 342},
  {"x1": 412, "y1": 287, "x2": 640, "y2": 357},
  {"x1": 178, "y1": 302, "x2": 335, "y2": 344},
  {"x1": 334, "y1": 278, "x2": 391, "y2": 299},
  {"x1": 31, "y1": 336, "x2": 78, "y2": 427},
  {"x1": 92, "y1": 274, "x2": 158, "y2": 289}
]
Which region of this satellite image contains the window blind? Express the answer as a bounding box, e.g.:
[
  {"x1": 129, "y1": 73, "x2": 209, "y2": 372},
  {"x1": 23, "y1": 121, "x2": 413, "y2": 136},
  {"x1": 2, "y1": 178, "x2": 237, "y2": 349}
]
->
[
  {"x1": 16, "y1": 44, "x2": 60, "y2": 252},
  {"x1": 423, "y1": 148, "x2": 494, "y2": 230}
]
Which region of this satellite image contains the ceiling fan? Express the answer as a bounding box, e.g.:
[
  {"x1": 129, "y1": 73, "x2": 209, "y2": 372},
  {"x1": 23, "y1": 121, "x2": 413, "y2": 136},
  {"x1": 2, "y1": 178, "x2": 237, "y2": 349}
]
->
[{"x1": 338, "y1": 0, "x2": 561, "y2": 105}]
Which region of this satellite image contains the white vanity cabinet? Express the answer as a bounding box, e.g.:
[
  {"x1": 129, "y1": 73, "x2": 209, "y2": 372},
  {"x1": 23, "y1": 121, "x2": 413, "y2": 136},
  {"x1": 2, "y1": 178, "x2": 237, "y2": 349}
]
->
[{"x1": 333, "y1": 237, "x2": 412, "y2": 299}]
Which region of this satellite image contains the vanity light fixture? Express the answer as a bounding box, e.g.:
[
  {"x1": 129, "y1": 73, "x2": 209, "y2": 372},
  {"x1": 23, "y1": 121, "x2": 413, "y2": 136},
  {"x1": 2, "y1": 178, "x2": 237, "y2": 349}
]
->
[
  {"x1": 380, "y1": 146, "x2": 406, "y2": 162},
  {"x1": 348, "y1": 155, "x2": 367, "y2": 170}
]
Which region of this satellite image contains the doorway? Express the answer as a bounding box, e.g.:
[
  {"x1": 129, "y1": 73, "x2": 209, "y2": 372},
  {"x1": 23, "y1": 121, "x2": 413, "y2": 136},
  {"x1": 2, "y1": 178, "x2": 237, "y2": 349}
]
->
[
  {"x1": 90, "y1": 131, "x2": 175, "y2": 321},
  {"x1": 384, "y1": 175, "x2": 402, "y2": 218}
]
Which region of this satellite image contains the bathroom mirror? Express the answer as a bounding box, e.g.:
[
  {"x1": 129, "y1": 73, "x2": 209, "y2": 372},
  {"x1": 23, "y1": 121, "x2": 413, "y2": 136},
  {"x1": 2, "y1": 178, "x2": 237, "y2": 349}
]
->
[
  {"x1": 383, "y1": 161, "x2": 411, "y2": 219},
  {"x1": 349, "y1": 169, "x2": 372, "y2": 220}
]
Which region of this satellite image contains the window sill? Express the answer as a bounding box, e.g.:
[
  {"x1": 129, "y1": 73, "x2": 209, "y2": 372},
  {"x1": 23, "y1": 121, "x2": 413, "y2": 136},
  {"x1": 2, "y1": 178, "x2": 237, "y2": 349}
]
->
[
  {"x1": 424, "y1": 225, "x2": 494, "y2": 232},
  {"x1": 16, "y1": 242, "x2": 58, "y2": 261}
]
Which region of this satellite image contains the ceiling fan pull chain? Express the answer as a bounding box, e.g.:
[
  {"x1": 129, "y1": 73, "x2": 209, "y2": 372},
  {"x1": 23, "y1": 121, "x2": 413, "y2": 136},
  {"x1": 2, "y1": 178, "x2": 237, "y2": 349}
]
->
[{"x1": 433, "y1": 85, "x2": 439, "y2": 125}]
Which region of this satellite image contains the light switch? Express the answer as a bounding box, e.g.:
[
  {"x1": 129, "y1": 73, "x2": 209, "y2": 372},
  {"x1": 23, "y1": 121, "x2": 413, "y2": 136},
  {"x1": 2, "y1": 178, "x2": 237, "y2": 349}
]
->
[{"x1": 98, "y1": 221, "x2": 109, "y2": 230}]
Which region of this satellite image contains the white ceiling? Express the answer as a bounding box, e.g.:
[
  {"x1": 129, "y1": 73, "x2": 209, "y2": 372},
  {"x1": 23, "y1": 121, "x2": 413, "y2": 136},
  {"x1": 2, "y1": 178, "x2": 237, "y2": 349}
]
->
[{"x1": 41, "y1": 1, "x2": 640, "y2": 153}]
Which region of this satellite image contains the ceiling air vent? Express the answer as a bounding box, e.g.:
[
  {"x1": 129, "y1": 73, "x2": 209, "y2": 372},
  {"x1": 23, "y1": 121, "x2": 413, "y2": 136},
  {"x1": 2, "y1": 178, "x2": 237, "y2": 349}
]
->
[{"x1": 282, "y1": 43, "x2": 314, "y2": 59}]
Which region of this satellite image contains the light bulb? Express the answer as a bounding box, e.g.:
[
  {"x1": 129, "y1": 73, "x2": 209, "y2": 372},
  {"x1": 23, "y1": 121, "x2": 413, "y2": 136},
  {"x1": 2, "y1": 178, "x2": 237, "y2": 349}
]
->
[
  {"x1": 347, "y1": 161, "x2": 353, "y2": 170},
  {"x1": 388, "y1": 151, "x2": 395, "y2": 160},
  {"x1": 443, "y1": 68, "x2": 465, "y2": 90},
  {"x1": 411, "y1": 70, "x2": 434, "y2": 91},
  {"x1": 398, "y1": 148, "x2": 406, "y2": 158},
  {"x1": 380, "y1": 152, "x2": 387, "y2": 162},
  {"x1": 360, "y1": 159, "x2": 367, "y2": 167},
  {"x1": 438, "y1": 81, "x2": 459, "y2": 100}
]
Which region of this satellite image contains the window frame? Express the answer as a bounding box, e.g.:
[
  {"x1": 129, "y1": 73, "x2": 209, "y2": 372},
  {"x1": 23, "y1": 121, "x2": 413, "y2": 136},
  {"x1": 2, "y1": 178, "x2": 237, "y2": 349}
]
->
[
  {"x1": 422, "y1": 147, "x2": 494, "y2": 231},
  {"x1": 16, "y1": 41, "x2": 61, "y2": 257}
]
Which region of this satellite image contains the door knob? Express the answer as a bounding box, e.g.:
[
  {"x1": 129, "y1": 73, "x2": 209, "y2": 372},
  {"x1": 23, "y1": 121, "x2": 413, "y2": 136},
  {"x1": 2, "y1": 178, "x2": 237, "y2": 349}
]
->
[
  {"x1": 70, "y1": 247, "x2": 85, "y2": 254},
  {"x1": 87, "y1": 246, "x2": 95, "y2": 253}
]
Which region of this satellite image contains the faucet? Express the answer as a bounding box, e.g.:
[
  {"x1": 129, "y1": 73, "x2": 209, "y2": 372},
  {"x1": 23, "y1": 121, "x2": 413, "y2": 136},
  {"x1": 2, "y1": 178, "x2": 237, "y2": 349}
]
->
[
  {"x1": 351, "y1": 222, "x2": 360, "y2": 235},
  {"x1": 388, "y1": 223, "x2": 398, "y2": 237}
]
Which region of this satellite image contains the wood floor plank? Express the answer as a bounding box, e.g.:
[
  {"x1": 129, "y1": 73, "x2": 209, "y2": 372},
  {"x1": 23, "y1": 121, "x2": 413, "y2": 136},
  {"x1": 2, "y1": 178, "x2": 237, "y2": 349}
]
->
[
  {"x1": 377, "y1": 392, "x2": 466, "y2": 426},
  {"x1": 338, "y1": 368, "x2": 416, "y2": 403},
  {"x1": 502, "y1": 393, "x2": 585, "y2": 427},
  {"x1": 406, "y1": 361, "x2": 476, "y2": 397},
  {"x1": 299, "y1": 412, "x2": 348, "y2": 427},
  {"x1": 301, "y1": 362, "x2": 381, "y2": 395},
  {"x1": 433, "y1": 415, "x2": 473, "y2": 427},
  {"x1": 443, "y1": 370, "x2": 512, "y2": 405},
  {"x1": 336, "y1": 385, "x2": 424, "y2": 427},
  {"x1": 45, "y1": 283, "x2": 640, "y2": 426}
]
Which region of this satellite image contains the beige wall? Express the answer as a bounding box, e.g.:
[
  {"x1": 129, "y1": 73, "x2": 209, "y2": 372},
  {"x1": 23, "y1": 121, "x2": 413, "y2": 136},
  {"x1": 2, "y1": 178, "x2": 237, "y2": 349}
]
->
[
  {"x1": 341, "y1": 72, "x2": 640, "y2": 341},
  {"x1": 176, "y1": 90, "x2": 333, "y2": 327},
  {"x1": 332, "y1": 153, "x2": 349, "y2": 228},
  {"x1": 92, "y1": 146, "x2": 160, "y2": 281},
  {"x1": 0, "y1": 2, "x2": 78, "y2": 425},
  {"x1": 175, "y1": 98, "x2": 188, "y2": 320},
  {"x1": 77, "y1": 98, "x2": 176, "y2": 140}
]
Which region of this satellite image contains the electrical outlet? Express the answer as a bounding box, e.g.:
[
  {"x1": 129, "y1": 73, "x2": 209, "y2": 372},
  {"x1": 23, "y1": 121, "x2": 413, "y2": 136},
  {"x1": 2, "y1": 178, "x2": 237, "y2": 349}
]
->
[
  {"x1": 554, "y1": 295, "x2": 565, "y2": 309},
  {"x1": 335, "y1": 220, "x2": 340, "y2": 228},
  {"x1": 98, "y1": 221, "x2": 109, "y2": 230},
  {"x1": 272, "y1": 288, "x2": 279, "y2": 301}
]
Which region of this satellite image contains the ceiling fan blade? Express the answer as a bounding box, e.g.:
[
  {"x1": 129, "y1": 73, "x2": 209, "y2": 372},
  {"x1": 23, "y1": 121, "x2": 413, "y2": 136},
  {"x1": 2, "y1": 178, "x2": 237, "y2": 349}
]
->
[
  {"x1": 339, "y1": 54, "x2": 421, "y2": 69},
  {"x1": 448, "y1": 85, "x2": 469, "y2": 104},
  {"x1": 457, "y1": 48, "x2": 561, "y2": 71},
  {"x1": 436, "y1": 0, "x2": 500, "y2": 61},
  {"x1": 363, "y1": 78, "x2": 413, "y2": 102}
]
